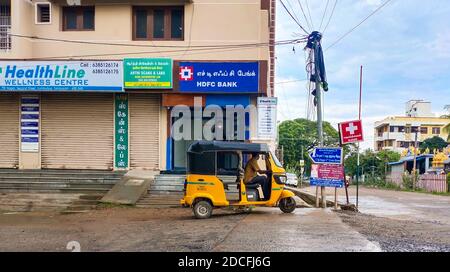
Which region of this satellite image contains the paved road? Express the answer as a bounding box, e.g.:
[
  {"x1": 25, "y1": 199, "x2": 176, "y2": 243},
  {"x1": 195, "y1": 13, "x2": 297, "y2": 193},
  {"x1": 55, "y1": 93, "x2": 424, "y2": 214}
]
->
[
  {"x1": 303, "y1": 186, "x2": 450, "y2": 224},
  {"x1": 212, "y1": 208, "x2": 380, "y2": 252},
  {"x1": 0, "y1": 187, "x2": 448, "y2": 252}
]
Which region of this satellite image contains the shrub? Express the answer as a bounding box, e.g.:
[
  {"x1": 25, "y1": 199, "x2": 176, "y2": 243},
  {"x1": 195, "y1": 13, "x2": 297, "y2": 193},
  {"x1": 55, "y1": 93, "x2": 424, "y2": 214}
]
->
[
  {"x1": 402, "y1": 173, "x2": 413, "y2": 190},
  {"x1": 385, "y1": 181, "x2": 400, "y2": 190}
]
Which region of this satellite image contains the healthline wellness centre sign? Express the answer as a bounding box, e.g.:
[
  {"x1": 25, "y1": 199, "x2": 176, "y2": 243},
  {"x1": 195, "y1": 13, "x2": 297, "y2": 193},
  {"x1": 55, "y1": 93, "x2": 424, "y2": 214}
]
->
[
  {"x1": 0, "y1": 61, "x2": 123, "y2": 92},
  {"x1": 124, "y1": 58, "x2": 173, "y2": 89}
]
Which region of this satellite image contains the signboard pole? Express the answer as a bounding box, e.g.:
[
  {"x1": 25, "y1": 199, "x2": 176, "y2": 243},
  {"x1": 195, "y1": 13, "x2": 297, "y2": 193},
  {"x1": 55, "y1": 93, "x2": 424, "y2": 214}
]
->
[
  {"x1": 300, "y1": 147, "x2": 304, "y2": 188},
  {"x1": 334, "y1": 188, "x2": 338, "y2": 210},
  {"x1": 339, "y1": 126, "x2": 350, "y2": 205}
]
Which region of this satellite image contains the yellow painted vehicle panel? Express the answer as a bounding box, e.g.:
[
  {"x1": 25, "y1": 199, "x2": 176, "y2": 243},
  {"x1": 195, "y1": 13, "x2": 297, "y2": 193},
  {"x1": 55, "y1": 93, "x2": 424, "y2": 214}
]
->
[
  {"x1": 180, "y1": 141, "x2": 297, "y2": 218},
  {"x1": 184, "y1": 174, "x2": 229, "y2": 206}
]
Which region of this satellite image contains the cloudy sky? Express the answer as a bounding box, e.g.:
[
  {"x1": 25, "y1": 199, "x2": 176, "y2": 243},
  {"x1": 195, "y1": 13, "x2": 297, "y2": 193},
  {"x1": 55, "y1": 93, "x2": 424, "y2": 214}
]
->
[{"x1": 275, "y1": 0, "x2": 450, "y2": 150}]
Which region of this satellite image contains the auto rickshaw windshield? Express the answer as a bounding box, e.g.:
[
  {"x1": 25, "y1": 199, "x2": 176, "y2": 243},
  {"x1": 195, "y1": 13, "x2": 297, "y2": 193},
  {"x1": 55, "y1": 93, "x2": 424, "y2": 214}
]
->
[{"x1": 270, "y1": 151, "x2": 283, "y2": 168}]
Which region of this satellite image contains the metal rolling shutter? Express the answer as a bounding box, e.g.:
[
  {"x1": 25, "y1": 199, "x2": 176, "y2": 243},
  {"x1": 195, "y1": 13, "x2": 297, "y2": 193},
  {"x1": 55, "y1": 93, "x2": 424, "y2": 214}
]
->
[
  {"x1": 0, "y1": 94, "x2": 19, "y2": 168},
  {"x1": 130, "y1": 94, "x2": 160, "y2": 170},
  {"x1": 41, "y1": 94, "x2": 113, "y2": 170}
]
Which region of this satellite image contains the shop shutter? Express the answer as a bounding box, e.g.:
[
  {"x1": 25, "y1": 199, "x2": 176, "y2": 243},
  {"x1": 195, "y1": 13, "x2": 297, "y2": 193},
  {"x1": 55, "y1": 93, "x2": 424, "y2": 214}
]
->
[
  {"x1": 0, "y1": 94, "x2": 19, "y2": 168},
  {"x1": 41, "y1": 94, "x2": 113, "y2": 170},
  {"x1": 129, "y1": 94, "x2": 160, "y2": 170}
]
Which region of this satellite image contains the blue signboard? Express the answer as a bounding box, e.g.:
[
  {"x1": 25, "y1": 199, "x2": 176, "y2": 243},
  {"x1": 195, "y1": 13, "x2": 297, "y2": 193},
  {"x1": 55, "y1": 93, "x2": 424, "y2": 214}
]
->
[
  {"x1": 178, "y1": 62, "x2": 259, "y2": 93},
  {"x1": 0, "y1": 61, "x2": 123, "y2": 92},
  {"x1": 309, "y1": 147, "x2": 343, "y2": 164},
  {"x1": 310, "y1": 178, "x2": 344, "y2": 188}
]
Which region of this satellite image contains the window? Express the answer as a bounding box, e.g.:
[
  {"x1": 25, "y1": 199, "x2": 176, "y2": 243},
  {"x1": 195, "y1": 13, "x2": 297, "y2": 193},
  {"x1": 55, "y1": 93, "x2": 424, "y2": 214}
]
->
[
  {"x1": 432, "y1": 127, "x2": 441, "y2": 135},
  {"x1": 133, "y1": 6, "x2": 184, "y2": 40},
  {"x1": 420, "y1": 127, "x2": 428, "y2": 134},
  {"x1": 389, "y1": 126, "x2": 395, "y2": 133},
  {"x1": 62, "y1": 6, "x2": 95, "y2": 31},
  {"x1": 0, "y1": 4, "x2": 11, "y2": 51},
  {"x1": 36, "y1": 3, "x2": 51, "y2": 24}
]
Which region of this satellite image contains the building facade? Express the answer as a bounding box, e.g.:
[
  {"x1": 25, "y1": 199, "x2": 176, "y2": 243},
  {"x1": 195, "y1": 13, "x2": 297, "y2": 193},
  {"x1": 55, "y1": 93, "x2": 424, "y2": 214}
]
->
[
  {"x1": 0, "y1": 0, "x2": 277, "y2": 172},
  {"x1": 374, "y1": 101, "x2": 450, "y2": 153}
]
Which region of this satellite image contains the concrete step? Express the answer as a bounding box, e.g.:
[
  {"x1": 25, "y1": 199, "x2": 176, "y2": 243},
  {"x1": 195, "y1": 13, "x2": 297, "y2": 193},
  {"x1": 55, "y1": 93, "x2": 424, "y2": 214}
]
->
[
  {"x1": 79, "y1": 194, "x2": 103, "y2": 201},
  {"x1": 65, "y1": 204, "x2": 97, "y2": 211},
  {"x1": 0, "y1": 176, "x2": 120, "y2": 183},
  {"x1": 0, "y1": 181, "x2": 114, "y2": 188},
  {"x1": 136, "y1": 192, "x2": 184, "y2": 208},
  {"x1": 139, "y1": 198, "x2": 183, "y2": 204},
  {"x1": 0, "y1": 187, "x2": 111, "y2": 194},
  {"x1": 0, "y1": 169, "x2": 126, "y2": 176},
  {"x1": 0, "y1": 193, "x2": 85, "y2": 212},
  {"x1": 0, "y1": 192, "x2": 102, "y2": 213},
  {"x1": 149, "y1": 185, "x2": 184, "y2": 191}
]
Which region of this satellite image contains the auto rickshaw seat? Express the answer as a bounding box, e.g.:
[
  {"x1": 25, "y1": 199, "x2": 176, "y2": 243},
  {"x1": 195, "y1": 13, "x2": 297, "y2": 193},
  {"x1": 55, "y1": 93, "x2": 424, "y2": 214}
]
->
[{"x1": 245, "y1": 183, "x2": 260, "y2": 190}]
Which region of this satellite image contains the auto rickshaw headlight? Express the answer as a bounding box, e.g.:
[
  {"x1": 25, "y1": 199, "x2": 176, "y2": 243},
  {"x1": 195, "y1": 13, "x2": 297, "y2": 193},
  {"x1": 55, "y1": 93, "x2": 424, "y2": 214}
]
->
[{"x1": 274, "y1": 175, "x2": 287, "y2": 184}]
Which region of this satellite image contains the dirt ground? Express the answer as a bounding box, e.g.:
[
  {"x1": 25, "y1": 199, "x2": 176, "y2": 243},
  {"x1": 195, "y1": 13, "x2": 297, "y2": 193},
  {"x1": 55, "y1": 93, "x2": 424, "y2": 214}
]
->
[
  {"x1": 1, "y1": 187, "x2": 450, "y2": 252},
  {"x1": 0, "y1": 207, "x2": 247, "y2": 252},
  {"x1": 337, "y1": 211, "x2": 450, "y2": 252}
]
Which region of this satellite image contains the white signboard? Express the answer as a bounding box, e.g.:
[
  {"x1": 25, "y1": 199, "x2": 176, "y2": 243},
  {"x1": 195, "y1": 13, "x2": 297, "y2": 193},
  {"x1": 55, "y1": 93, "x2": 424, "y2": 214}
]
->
[
  {"x1": 21, "y1": 95, "x2": 40, "y2": 152},
  {"x1": 0, "y1": 61, "x2": 123, "y2": 92},
  {"x1": 257, "y1": 97, "x2": 278, "y2": 140}
]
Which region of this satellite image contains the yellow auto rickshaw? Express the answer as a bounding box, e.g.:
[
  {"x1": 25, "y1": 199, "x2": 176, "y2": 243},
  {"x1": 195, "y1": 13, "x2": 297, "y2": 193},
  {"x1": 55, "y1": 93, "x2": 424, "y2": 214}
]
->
[{"x1": 180, "y1": 141, "x2": 296, "y2": 219}]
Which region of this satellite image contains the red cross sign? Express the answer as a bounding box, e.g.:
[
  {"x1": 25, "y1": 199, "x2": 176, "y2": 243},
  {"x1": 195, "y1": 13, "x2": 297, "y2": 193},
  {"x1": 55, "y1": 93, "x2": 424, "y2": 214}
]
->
[{"x1": 339, "y1": 120, "x2": 364, "y2": 145}]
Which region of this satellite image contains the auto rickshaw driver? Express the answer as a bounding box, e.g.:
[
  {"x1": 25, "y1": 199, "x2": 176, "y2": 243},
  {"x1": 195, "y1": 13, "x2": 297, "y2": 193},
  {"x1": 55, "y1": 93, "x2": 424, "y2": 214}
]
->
[{"x1": 244, "y1": 152, "x2": 271, "y2": 200}]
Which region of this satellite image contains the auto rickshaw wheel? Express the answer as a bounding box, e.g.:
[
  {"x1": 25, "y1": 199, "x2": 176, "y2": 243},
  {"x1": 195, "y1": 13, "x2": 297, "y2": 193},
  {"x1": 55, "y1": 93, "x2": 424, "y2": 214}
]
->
[
  {"x1": 279, "y1": 197, "x2": 296, "y2": 213},
  {"x1": 193, "y1": 200, "x2": 213, "y2": 219}
]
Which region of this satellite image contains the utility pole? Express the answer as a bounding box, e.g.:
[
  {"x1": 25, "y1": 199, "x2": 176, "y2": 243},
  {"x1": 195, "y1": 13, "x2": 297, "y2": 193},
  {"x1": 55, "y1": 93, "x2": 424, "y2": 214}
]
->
[
  {"x1": 356, "y1": 65, "x2": 363, "y2": 211},
  {"x1": 314, "y1": 38, "x2": 326, "y2": 209},
  {"x1": 412, "y1": 129, "x2": 419, "y2": 190}
]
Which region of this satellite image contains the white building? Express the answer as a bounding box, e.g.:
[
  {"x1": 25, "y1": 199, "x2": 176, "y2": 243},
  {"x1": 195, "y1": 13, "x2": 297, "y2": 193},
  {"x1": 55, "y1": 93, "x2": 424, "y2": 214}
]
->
[{"x1": 374, "y1": 101, "x2": 450, "y2": 153}]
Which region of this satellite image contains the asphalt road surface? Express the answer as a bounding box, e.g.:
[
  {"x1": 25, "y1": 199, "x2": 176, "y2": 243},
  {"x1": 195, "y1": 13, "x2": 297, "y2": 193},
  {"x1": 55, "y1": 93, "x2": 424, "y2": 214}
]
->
[{"x1": 0, "y1": 187, "x2": 449, "y2": 252}]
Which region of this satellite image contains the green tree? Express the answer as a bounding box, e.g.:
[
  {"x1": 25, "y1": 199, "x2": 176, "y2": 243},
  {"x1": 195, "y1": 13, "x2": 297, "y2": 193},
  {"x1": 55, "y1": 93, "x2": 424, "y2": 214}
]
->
[
  {"x1": 344, "y1": 149, "x2": 400, "y2": 179},
  {"x1": 277, "y1": 118, "x2": 344, "y2": 175},
  {"x1": 419, "y1": 136, "x2": 448, "y2": 152}
]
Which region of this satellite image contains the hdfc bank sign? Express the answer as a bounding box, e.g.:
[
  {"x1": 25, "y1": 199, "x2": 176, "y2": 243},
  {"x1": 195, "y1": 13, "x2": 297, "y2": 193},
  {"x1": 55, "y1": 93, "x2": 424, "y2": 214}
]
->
[{"x1": 178, "y1": 62, "x2": 259, "y2": 93}]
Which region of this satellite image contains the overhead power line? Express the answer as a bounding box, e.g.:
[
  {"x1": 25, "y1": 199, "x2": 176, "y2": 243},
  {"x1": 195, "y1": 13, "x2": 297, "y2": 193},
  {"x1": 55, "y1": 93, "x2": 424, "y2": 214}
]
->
[
  {"x1": 279, "y1": 0, "x2": 309, "y2": 35},
  {"x1": 285, "y1": 0, "x2": 302, "y2": 29},
  {"x1": 21, "y1": 38, "x2": 306, "y2": 60},
  {"x1": 322, "y1": 0, "x2": 338, "y2": 34},
  {"x1": 304, "y1": 0, "x2": 315, "y2": 30},
  {"x1": 275, "y1": 79, "x2": 306, "y2": 85},
  {"x1": 319, "y1": 0, "x2": 331, "y2": 31},
  {"x1": 297, "y1": 0, "x2": 312, "y2": 31},
  {"x1": 325, "y1": 0, "x2": 394, "y2": 51},
  {"x1": 10, "y1": 33, "x2": 303, "y2": 49}
]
